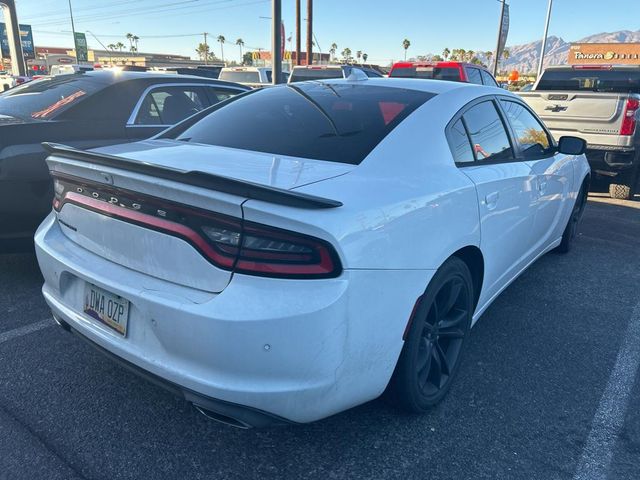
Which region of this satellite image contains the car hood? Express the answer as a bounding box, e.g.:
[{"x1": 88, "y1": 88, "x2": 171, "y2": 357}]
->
[{"x1": 92, "y1": 139, "x2": 355, "y2": 190}]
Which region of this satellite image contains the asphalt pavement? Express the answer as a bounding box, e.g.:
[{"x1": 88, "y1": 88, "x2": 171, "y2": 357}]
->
[{"x1": 0, "y1": 195, "x2": 639, "y2": 480}]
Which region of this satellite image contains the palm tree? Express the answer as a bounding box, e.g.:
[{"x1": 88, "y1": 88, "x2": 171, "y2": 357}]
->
[
  {"x1": 329, "y1": 43, "x2": 337, "y2": 62},
  {"x1": 341, "y1": 48, "x2": 352, "y2": 62},
  {"x1": 125, "y1": 33, "x2": 134, "y2": 50},
  {"x1": 356, "y1": 50, "x2": 362, "y2": 63},
  {"x1": 362, "y1": 53, "x2": 368, "y2": 62},
  {"x1": 235, "y1": 38, "x2": 244, "y2": 61},
  {"x1": 502, "y1": 48, "x2": 510, "y2": 61},
  {"x1": 107, "y1": 43, "x2": 116, "y2": 51},
  {"x1": 217, "y1": 35, "x2": 226, "y2": 62},
  {"x1": 485, "y1": 50, "x2": 493, "y2": 66},
  {"x1": 132, "y1": 35, "x2": 139, "y2": 51},
  {"x1": 115, "y1": 42, "x2": 125, "y2": 52},
  {"x1": 402, "y1": 38, "x2": 411, "y2": 61},
  {"x1": 443, "y1": 47, "x2": 450, "y2": 60},
  {"x1": 196, "y1": 42, "x2": 211, "y2": 62},
  {"x1": 467, "y1": 50, "x2": 475, "y2": 62}
]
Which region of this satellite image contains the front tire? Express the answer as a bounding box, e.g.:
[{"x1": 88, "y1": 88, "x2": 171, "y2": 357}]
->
[
  {"x1": 556, "y1": 181, "x2": 588, "y2": 254},
  {"x1": 386, "y1": 257, "x2": 473, "y2": 412}
]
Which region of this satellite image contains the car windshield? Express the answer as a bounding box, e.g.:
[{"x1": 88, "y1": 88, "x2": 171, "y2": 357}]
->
[
  {"x1": 390, "y1": 66, "x2": 462, "y2": 82},
  {"x1": 289, "y1": 68, "x2": 344, "y2": 82},
  {"x1": 0, "y1": 75, "x2": 107, "y2": 120},
  {"x1": 172, "y1": 83, "x2": 434, "y2": 164},
  {"x1": 536, "y1": 69, "x2": 640, "y2": 93},
  {"x1": 218, "y1": 70, "x2": 261, "y2": 83}
]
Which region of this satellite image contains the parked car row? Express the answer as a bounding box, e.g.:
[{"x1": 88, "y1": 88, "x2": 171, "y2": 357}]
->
[{"x1": 0, "y1": 61, "x2": 593, "y2": 427}]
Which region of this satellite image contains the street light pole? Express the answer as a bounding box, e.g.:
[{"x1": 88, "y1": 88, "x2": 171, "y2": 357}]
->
[
  {"x1": 295, "y1": 0, "x2": 301, "y2": 66},
  {"x1": 306, "y1": 0, "x2": 313, "y2": 65},
  {"x1": 537, "y1": 0, "x2": 553, "y2": 79},
  {"x1": 68, "y1": 0, "x2": 79, "y2": 65},
  {"x1": 271, "y1": 0, "x2": 282, "y2": 84},
  {"x1": 203, "y1": 32, "x2": 209, "y2": 65},
  {"x1": 86, "y1": 30, "x2": 112, "y2": 64}
]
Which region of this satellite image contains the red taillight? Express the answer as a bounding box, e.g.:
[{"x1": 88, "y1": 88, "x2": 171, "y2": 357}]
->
[
  {"x1": 620, "y1": 98, "x2": 639, "y2": 136},
  {"x1": 53, "y1": 175, "x2": 341, "y2": 279}
]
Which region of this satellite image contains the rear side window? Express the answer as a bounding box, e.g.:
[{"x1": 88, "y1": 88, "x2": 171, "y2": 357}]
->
[
  {"x1": 463, "y1": 101, "x2": 513, "y2": 161},
  {"x1": 466, "y1": 68, "x2": 483, "y2": 85},
  {"x1": 448, "y1": 119, "x2": 475, "y2": 163},
  {"x1": 500, "y1": 100, "x2": 553, "y2": 158},
  {"x1": 218, "y1": 71, "x2": 261, "y2": 83},
  {"x1": 173, "y1": 83, "x2": 434, "y2": 164},
  {"x1": 134, "y1": 86, "x2": 209, "y2": 125},
  {"x1": 480, "y1": 70, "x2": 498, "y2": 87}
]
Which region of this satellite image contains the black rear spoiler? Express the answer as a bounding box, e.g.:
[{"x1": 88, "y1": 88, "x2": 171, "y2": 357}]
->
[{"x1": 42, "y1": 143, "x2": 342, "y2": 209}]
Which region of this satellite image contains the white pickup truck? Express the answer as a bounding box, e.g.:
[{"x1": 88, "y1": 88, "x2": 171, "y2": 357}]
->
[
  {"x1": 520, "y1": 65, "x2": 640, "y2": 199},
  {"x1": 0, "y1": 71, "x2": 16, "y2": 92}
]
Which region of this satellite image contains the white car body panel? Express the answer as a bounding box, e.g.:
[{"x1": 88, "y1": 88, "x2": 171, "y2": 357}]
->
[{"x1": 35, "y1": 78, "x2": 590, "y2": 424}]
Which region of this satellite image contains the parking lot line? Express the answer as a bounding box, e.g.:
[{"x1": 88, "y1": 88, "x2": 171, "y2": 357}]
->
[
  {"x1": 0, "y1": 319, "x2": 54, "y2": 346},
  {"x1": 573, "y1": 301, "x2": 640, "y2": 480}
]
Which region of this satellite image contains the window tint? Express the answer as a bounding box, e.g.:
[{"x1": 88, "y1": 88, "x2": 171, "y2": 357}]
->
[
  {"x1": 204, "y1": 87, "x2": 236, "y2": 105},
  {"x1": 289, "y1": 67, "x2": 344, "y2": 82},
  {"x1": 463, "y1": 101, "x2": 513, "y2": 161},
  {"x1": 218, "y1": 71, "x2": 261, "y2": 83},
  {"x1": 500, "y1": 100, "x2": 553, "y2": 158},
  {"x1": 448, "y1": 119, "x2": 474, "y2": 163},
  {"x1": 173, "y1": 83, "x2": 434, "y2": 164},
  {"x1": 135, "y1": 86, "x2": 209, "y2": 125},
  {"x1": 536, "y1": 69, "x2": 640, "y2": 93},
  {"x1": 390, "y1": 66, "x2": 462, "y2": 82},
  {"x1": 466, "y1": 68, "x2": 483, "y2": 85},
  {"x1": 480, "y1": 70, "x2": 498, "y2": 87}
]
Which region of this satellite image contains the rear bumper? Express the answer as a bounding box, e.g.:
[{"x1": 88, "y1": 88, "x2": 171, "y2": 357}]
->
[
  {"x1": 584, "y1": 149, "x2": 639, "y2": 176},
  {"x1": 35, "y1": 213, "x2": 432, "y2": 424}
]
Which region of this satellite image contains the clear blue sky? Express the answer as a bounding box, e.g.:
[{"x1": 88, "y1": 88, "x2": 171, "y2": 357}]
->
[{"x1": 7, "y1": 0, "x2": 638, "y2": 64}]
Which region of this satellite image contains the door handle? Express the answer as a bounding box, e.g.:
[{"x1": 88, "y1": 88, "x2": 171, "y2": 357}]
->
[
  {"x1": 537, "y1": 179, "x2": 548, "y2": 195},
  {"x1": 485, "y1": 191, "x2": 500, "y2": 210}
]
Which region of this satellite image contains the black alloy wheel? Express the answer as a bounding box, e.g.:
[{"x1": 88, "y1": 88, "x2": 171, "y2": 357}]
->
[{"x1": 387, "y1": 257, "x2": 474, "y2": 412}]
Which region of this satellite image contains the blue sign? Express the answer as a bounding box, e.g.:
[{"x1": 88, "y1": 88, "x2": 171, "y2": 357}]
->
[{"x1": 0, "y1": 23, "x2": 35, "y2": 60}]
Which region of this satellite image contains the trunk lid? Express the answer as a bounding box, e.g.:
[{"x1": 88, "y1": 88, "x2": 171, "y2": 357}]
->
[{"x1": 46, "y1": 139, "x2": 351, "y2": 293}]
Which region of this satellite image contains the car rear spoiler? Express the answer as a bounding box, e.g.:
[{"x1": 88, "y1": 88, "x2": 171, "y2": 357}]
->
[{"x1": 42, "y1": 143, "x2": 343, "y2": 209}]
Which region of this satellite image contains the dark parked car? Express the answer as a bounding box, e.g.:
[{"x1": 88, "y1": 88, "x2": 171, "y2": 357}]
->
[
  {"x1": 0, "y1": 70, "x2": 249, "y2": 244},
  {"x1": 288, "y1": 65, "x2": 384, "y2": 83}
]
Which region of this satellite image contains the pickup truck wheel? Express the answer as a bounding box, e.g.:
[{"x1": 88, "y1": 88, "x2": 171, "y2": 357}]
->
[{"x1": 556, "y1": 182, "x2": 588, "y2": 254}]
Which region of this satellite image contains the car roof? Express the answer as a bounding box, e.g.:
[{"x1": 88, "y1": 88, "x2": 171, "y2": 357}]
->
[
  {"x1": 303, "y1": 77, "x2": 501, "y2": 95},
  {"x1": 44, "y1": 69, "x2": 248, "y2": 89},
  {"x1": 391, "y1": 61, "x2": 490, "y2": 71}
]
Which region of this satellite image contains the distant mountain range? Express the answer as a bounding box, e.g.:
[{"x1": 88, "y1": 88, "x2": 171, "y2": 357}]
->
[{"x1": 499, "y1": 29, "x2": 640, "y2": 74}]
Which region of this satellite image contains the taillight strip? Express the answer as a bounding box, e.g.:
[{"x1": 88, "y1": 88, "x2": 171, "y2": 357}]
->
[{"x1": 60, "y1": 192, "x2": 236, "y2": 269}]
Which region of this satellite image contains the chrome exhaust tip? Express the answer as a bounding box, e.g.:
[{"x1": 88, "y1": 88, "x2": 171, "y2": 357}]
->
[
  {"x1": 194, "y1": 405, "x2": 253, "y2": 429},
  {"x1": 52, "y1": 314, "x2": 71, "y2": 332}
]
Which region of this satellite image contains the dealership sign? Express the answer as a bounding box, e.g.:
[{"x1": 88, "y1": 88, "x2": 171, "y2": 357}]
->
[
  {"x1": 0, "y1": 23, "x2": 35, "y2": 60},
  {"x1": 569, "y1": 43, "x2": 640, "y2": 65}
]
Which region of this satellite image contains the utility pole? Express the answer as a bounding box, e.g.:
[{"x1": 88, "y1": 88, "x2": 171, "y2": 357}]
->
[
  {"x1": 537, "y1": 0, "x2": 553, "y2": 79},
  {"x1": 306, "y1": 0, "x2": 313, "y2": 65},
  {"x1": 295, "y1": 0, "x2": 301, "y2": 66},
  {"x1": 271, "y1": 0, "x2": 282, "y2": 84},
  {"x1": 492, "y1": 0, "x2": 506, "y2": 77},
  {"x1": 68, "y1": 0, "x2": 79, "y2": 65},
  {"x1": 203, "y1": 32, "x2": 209, "y2": 65}
]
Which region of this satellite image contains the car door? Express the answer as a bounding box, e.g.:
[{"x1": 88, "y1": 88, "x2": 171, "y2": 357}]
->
[
  {"x1": 447, "y1": 98, "x2": 538, "y2": 305},
  {"x1": 498, "y1": 98, "x2": 574, "y2": 252},
  {"x1": 126, "y1": 84, "x2": 213, "y2": 140}
]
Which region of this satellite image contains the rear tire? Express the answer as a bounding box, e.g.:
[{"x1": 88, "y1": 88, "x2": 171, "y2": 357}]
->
[
  {"x1": 557, "y1": 181, "x2": 588, "y2": 254},
  {"x1": 386, "y1": 257, "x2": 473, "y2": 412}
]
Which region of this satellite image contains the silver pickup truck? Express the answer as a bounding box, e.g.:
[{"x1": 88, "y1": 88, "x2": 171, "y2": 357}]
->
[{"x1": 520, "y1": 65, "x2": 640, "y2": 199}]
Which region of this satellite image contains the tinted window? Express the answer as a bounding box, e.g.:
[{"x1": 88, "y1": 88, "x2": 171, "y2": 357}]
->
[
  {"x1": 390, "y1": 66, "x2": 462, "y2": 82},
  {"x1": 0, "y1": 75, "x2": 106, "y2": 120},
  {"x1": 289, "y1": 68, "x2": 344, "y2": 82},
  {"x1": 448, "y1": 119, "x2": 474, "y2": 163},
  {"x1": 218, "y1": 71, "x2": 261, "y2": 83},
  {"x1": 204, "y1": 87, "x2": 237, "y2": 105},
  {"x1": 134, "y1": 86, "x2": 209, "y2": 125},
  {"x1": 500, "y1": 100, "x2": 553, "y2": 158},
  {"x1": 173, "y1": 83, "x2": 434, "y2": 164},
  {"x1": 536, "y1": 69, "x2": 640, "y2": 93},
  {"x1": 480, "y1": 70, "x2": 498, "y2": 87},
  {"x1": 466, "y1": 68, "x2": 483, "y2": 85},
  {"x1": 463, "y1": 101, "x2": 513, "y2": 161}
]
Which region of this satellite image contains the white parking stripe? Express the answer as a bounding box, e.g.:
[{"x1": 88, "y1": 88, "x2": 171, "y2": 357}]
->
[
  {"x1": 573, "y1": 302, "x2": 640, "y2": 480},
  {"x1": 0, "y1": 319, "x2": 54, "y2": 345}
]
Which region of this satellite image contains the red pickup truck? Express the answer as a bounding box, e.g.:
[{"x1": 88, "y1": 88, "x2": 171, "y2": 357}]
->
[{"x1": 389, "y1": 61, "x2": 500, "y2": 87}]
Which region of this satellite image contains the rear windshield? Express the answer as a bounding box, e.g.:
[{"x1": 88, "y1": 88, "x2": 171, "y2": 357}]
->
[
  {"x1": 218, "y1": 71, "x2": 261, "y2": 83},
  {"x1": 0, "y1": 75, "x2": 106, "y2": 120},
  {"x1": 289, "y1": 68, "x2": 344, "y2": 83},
  {"x1": 537, "y1": 69, "x2": 640, "y2": 93},
  {"x1": 173, "y1": 83, "x2": 434, "y2": 164},
  {"x1": 390, "y1": 66, "x2": 462, "y2": 82}
]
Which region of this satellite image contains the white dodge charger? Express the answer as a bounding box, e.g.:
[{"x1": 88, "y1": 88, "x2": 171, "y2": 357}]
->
[{"x1": 35, "y1": 78, "x2": 590, "y2": 427}]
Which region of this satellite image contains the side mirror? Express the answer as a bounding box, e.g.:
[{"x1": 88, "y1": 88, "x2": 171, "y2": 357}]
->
[{"x1": 558, "y1": 136, "x2": 587, "y2": 156}]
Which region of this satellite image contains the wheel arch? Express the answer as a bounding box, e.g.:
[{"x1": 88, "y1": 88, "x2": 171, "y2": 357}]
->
[{"x1": 451, "y1": 245, "x2": 484, "y2": 312}]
